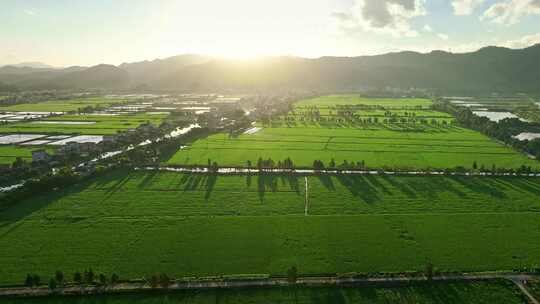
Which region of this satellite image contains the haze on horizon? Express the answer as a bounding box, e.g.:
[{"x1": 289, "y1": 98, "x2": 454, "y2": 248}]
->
[{"x1": 1, "y1": 0, "x2": 540, "y2": 67}]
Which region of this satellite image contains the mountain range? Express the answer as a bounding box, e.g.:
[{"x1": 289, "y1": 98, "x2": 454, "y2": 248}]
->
[{"x1": 1, "y1": 45, "x2": 540, "y2": 94}]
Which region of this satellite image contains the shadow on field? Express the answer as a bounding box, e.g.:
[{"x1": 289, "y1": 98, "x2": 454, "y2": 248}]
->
[
  {"x1": 317, "y1": 175, "x2": 335, "y2": 191},
  {"x1": 336, "y1": 175, "x2": 381, "y2": 204},
  {"x1": 256, "y1": 175, "x2": 301, "y2": 202},
  {"x1": 177, "y1": 173, "x2": 218, "y2": 200},
  {"x1": 333, "y1": 174, "x2": 540, "y2": 204},
  {"x1": 0, "y1": 171, "x2": 117, "y2": 228},
  {"x1": 451, "y1": 177, "x2": 508, "y2": 199}
]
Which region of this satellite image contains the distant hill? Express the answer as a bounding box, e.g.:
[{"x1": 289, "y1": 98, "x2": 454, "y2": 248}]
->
[
  {"x1": 1, "y1": 45, "x2": 540, "y2": 93},
  {"x1": 119, "y1": 54, "x2": 211, "y2": 87},
  {"x1": 1, "y1": 62, "x2": 56, "y2": 69}
]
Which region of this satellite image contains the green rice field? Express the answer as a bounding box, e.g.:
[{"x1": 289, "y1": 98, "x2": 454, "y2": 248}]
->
[
  {"x1": 0, "y1": 146, "x2": 54, "y2": 164},
  {"x1": 0, "y1": 170, "x2": 539, "y2": 285},
  {"x1": 167, "y1": 96, "x2": 537, "y2": 169},
  {"x1": 0, "y1": 97, "x2": 126, "y2": 113},
  {"x1": 295, "y1": 95, "x2": 433, "y2": 108},
  {"x1": 166, "y1": 126, "x2": 537, "y2": 169},
  {"x1": 0, "y1": 113, "x2": 167, "y2": 135},
  {"x1": 0, "y1": 280, "x2": 526, "y2": 304}
]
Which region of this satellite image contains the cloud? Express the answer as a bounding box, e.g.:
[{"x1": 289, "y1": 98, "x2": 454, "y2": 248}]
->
[
  {"x1": 451, "y1": 0, "x2": 485, "y2": 15},
  {"x1": 331, "y1": 0, "x2": 426, "y2": 37},
  {"x1": 423, "y1": 24, "x2": 433, "y2": 32},
  {"x1": 24, "y1": 9, "x2": 36, "y2": 16},
  {"x1": 437, "y1": 33, "x2": 450, "y2": 40},
  {"x1": 481, "y1": 0, "x2": 540, "y2": 24},
  {"x1": 500, "y1": 32, "x2": 540, "y2": 48}
]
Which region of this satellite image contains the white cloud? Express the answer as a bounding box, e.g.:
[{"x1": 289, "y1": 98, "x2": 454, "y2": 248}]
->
[
  {"x1": 440, "y1": 33, "x2": 540, "y2": 54},
  {"x1": 500, "y1": 32, "x2": 540, "y2": 48},
  {"x1": 24, "y1": 9, "x2": 36, "y2": 16},
  {"x1": 331, "y1": 0, "x2": 426, "y2": 37},
  {"x1": 481, "y1": 0, "x2": 540, "y2": 24},
  {"x1": 452, "y1": 0, "x2": 485, "y2": 15},
  {"x1": 423, "y1": 24, "x2": 433, "y2": 32},
  {"x1": 437, "y1": 33, "x2": 450, "y2": 40}
]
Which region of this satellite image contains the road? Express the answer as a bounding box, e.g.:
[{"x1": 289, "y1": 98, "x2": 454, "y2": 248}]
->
[
  {"x1": 139, "y1": 166, "x2": 540, "y2": 178},
  {"x1": 0, "y1": 273, "x2": 537, "y2": 300}
]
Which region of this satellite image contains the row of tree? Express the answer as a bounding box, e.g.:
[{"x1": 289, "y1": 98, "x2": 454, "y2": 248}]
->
[{"x1": 25, "y1": 270, "x2": 120, "y2": 289}]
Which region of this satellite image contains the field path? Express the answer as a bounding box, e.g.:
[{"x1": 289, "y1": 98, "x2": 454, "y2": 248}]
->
[
  {"x1": 0, "y1": 273, "x2": 537, "y2": 298},
  {"x1": 304, "y1": 176, "x2": 309, "y2": 216},
  {"x1": 510, "y1": 278, "x2": 539, "y2": 304},
  {"x1": 142, "y1": 166, "x2": 540, "y2": 178}
]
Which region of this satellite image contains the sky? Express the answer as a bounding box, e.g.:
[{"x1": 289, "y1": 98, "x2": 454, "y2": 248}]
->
[{"x1": 1, "y1": 0, "x2": 539, "y2": 67}]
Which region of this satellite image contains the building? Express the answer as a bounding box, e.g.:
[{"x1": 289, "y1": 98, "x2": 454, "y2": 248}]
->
[
  {"x1": 79, "y1": 142, "x2": 98, "y2": 153},
  {"x1": 32, "y1": 150, "x2": 51, "y2": 162},
  {"x1": 102, "y1": 135, "x2": 117, "y2": 144},
  {"x1": 57, "y1": 142, "x2": 80, "y2": 156}
]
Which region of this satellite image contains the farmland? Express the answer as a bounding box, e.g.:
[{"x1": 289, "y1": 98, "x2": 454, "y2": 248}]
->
[
  {"x1": 0, "y1": 145, "x2": 54, "y2": 164},
  {"x1": 0, "y1": 280, "x2": 526, "y2": 303},
  {"x1": 167, "y1": 96, "x2": 537, "y2": 170},
  {"x1": 0, "y1": 113, "x2": 168, "y2": 135},
  {"x1": 295, "y1": 95, "x2": 433, "y2": 108},
  {"x1": 0, "y1": 97, "x2": 127, "y2": 113},
  {"x1": 0, "y1": 170, "x2": 539, "y2": 285}
]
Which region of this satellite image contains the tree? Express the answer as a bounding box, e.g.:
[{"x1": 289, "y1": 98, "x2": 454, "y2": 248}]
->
[
  {"x1": 74, "y1": 272, "x2": 82, "y2": 284},
  {"x1": 472, "y1": 161, "x2": 478, "y2": 170},
  {"x1": 84, "y1": 269, "x2": 95, "y2": 283},
  {"x1": 425, "y1": 262, "x2": 434, "y2": 281},
  {"x1": 32, "y1": 274, "x2": 41, "y2": 286},
  {"x1": 287, "y1": 266, "x2": 298, "y2": 284},
  {"x1": 149, "y1": 274, "x2": 159, "y2": 288},
  {"x1": 25, "y1": 274, "x2": 34, "y2": 287},
  {"x1": 48, "y1": 278, "x2": 57, "y2": 290},
  {"x1": 55, "y1": 270, "x2": 64, "y2": 286},
  {"x1": 329, "y1": 158, "x2": 336, "y2": 169},
  {"x1": 110, "y1": 273, "x2": 119, "y2": 285},
  {"x1": 159, "y1": 273, "x2": 171, "y2": 288},
  {"x1": 99, "y1": 274, "x2": 107, "y2": 285}
]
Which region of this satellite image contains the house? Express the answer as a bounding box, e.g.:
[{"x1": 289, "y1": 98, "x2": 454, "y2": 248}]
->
[
  {"x1": 137, "y1": 123, "x2": 158, "y2": 135},
  {"x1": 102, "y1": 135, "x2": 117, "y2": 144},
  {"x1": 32, "y1": 150, "x2": 51, "y2": 162},
  {"x1": 57, "y1": 142, "x2": 80, "y2": 156},
  {"x1": 79, "y1": 142, "x2": 98, "y2": 153}
]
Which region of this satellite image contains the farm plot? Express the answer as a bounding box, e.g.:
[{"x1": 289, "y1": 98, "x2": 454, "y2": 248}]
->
[
  {"x1": 168, "y1": 95, "x2": 537, "y2": 170},
  {"x1": 0, "y1": 170, "x2": 539, "y2": 285},
  {"x1": 0, "y1": 97, "x2": 126, "y2": 113},
  {"x1": 296, "y1": 95, "x2": 433, "y2": 108},
  {"x1": 0, "y1": 113, "x2": 168, "y2": 135},
  {"x1": 0, "y1": 280, "x2": 526, "y2": 304},
  {"x1": 0, "y1": 145, "x2": 54, "y2": 164},
  {"x1": 167, "y1": 126, "x2": 538, "y2": 170}
]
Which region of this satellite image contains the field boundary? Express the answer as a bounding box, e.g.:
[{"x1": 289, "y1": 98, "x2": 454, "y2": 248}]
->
[{"x1": 0, "y1": 273, "x2": 537, "y2": 299}]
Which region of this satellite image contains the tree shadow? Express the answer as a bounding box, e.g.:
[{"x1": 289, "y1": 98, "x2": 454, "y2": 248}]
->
[
  {"x1": 136, "y1": 170, "x2": 158, "y2": 189},
  {"x1": 336, "y1": 175, "x2": 381, "y2": 204},
  {"x1": 257, "y1": 175, "x2": 280, "y2": 202},
  {"x1": 452, "y1": 177, "x2": 508, "y2": 199},
  {"x1": 317, "y1": 175, "x2": 335, "y2": 191},
  {"x1": 204, "y1": 174, "x2": 217, "y2": 200}
]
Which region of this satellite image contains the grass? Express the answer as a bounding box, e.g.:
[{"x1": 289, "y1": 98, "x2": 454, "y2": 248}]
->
[
  {"x1": 0, "y1": 97, "x2": 126, "y2": 113},
  {"x1": 529, "y1": 278, "x2": 540, "y2": 300},
  {"x1": 0, "y1": 146, "x2": 54, "y2": 164},
  {"x1": 0, "y1": 170, "x2": 539, "y2": 285},
  {"x1": 0, "y1": 113, "x2": 168, "y2": 135},
  {"x1": 0, "y1": 280, "x2": 526, "y2": 303}
]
